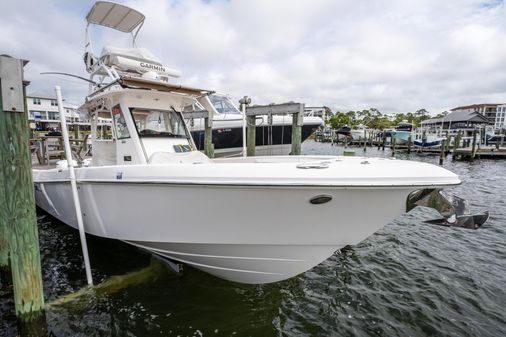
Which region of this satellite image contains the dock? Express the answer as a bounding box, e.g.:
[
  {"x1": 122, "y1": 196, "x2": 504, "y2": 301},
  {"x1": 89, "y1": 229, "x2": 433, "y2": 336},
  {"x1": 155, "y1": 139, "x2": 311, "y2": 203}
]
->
[{"x1": 453, "y1": 146, "x2": 506, "y2": 159}]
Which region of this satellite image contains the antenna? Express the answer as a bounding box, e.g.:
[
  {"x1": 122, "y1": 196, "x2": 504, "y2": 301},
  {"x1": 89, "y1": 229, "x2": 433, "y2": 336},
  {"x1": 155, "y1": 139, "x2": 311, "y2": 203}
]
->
[{"x1": 41, "y1": 72, "x2": 99, "y2": 86}]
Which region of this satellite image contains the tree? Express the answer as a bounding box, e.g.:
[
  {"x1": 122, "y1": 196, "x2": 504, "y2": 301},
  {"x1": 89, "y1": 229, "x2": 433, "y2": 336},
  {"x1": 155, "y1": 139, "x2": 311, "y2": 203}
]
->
[{"x1": 329, "y1": 112, "x2": 350, "y2": 129}]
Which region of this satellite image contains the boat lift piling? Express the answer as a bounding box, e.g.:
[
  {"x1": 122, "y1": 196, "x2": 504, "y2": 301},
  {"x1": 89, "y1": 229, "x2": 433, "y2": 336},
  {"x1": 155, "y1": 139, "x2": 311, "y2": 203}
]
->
[
  {"x1": 244, "y1": 101, "x2": 305, "y2": 156},
  {"x1": 0, "y1": 55, "x2": 47, "y2": 334},
  {"x1": 239, "y1": 96, "x2": 251, "y2": 157},
  {"x1": 439, "y1": 138, "x2": 446, "y2": 165},
  {"x1": 453, "y1": 131, "x2": 462, "y2": 154},
  {"x1": 471, "y1": 128, "x2": 478, "y2": 161},
  {"x1": 246, "y1": 114, "x2": 256, "y2": 156},
  {"x1": 55, "y1": 86, "x2": 93, "y2": 286},
  {"x1": 204, "y1": 116, "x2": 214, "y2": 158},
  {"x1": 183, "y1": 108, "x2": 215, "y2": 158}
]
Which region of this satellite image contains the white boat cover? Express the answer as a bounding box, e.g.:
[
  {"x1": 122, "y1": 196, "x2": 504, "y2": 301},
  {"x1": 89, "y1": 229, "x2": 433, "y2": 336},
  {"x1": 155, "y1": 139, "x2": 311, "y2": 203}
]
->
[
  {"x1": 100, "y1": 46, "x2": 162, "y2": 66},
  {"x1": 86, "y1": 1, "x2": 144, "y2": 33}
]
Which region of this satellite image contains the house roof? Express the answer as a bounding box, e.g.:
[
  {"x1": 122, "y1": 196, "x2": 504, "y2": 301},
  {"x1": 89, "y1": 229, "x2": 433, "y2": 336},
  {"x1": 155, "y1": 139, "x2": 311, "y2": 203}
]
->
[
  {"x1": 451, "y1": 103, "x2": 502, "y2": 111},
  {"x1": 421, "y1": 110, "x2": 489, "y2": 124},
  {"x1": 27, "y1": 91, "x2": 57, "y2": 100}
]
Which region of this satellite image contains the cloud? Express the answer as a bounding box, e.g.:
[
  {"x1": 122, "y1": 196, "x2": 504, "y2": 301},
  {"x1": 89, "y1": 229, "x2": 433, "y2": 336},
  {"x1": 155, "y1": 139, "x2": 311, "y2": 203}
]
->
[{"x1": 1, "y1": 0, "x2": 506, "y2": 114}]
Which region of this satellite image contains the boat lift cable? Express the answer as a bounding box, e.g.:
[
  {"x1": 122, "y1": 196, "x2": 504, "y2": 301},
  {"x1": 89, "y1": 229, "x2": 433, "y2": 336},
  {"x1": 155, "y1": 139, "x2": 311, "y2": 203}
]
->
[{"x1": 55, "y1": 85, "x2": 94, "y2": 286}]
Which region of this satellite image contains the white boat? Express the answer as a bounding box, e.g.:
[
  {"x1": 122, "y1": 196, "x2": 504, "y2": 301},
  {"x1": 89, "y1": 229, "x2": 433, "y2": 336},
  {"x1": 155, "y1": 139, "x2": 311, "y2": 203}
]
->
[
  {"x1": 350, "y1": 125, "x2": 371, "y2": 141},
  {"x1": 33, "y1": 1, "x2": 487, "y2": 284},
  {"x1": 186, "y1": 94, "x2": 323, "y2": 157},
  {"x1": 414, "y1": 134, "x2": 445, "y2": 148}
]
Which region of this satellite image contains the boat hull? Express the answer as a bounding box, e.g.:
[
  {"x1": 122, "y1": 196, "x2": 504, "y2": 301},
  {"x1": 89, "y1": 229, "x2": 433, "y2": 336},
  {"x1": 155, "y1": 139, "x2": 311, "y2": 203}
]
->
[
  {"x1": 35, "y1": 180, "x2": 409, "y2": 283},
  {"x1": 413, "y1": 139, "x2": 443, "y2": 148}
]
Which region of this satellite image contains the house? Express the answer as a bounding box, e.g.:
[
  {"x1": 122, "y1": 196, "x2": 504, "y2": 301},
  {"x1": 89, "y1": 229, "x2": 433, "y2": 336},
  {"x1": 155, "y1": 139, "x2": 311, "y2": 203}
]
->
[
  {"x1": 27, "y1": 91, "x2": 79, "y2": 131},
  {"x1": 495, "y1": 104, "x2": 506, "y2": 129},
  {"x1": 450, "y1": 103, "x2": 503, "y2": 126},
  {"x1": 27, "y1": 91, "x2": 111, "y2": 133},
  {"x1": 420, "y1": 110, "x2": 490, "y2": 132}
]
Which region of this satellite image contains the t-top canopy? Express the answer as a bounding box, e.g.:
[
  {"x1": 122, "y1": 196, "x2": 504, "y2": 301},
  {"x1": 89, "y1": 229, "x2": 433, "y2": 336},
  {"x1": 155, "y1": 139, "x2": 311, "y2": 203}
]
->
[{"x1": 86, "y1": 1, "x2": 145, "y2": 33}]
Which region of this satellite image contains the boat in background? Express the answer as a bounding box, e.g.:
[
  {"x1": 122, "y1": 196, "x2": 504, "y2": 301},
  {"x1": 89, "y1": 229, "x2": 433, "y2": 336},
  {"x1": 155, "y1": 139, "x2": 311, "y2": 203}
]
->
[
  {"x1": 414, "y1": 133, "x2": 445, "y2": 148},
  {"x1": 350, "y1": 124, "x2": 371, "y2": 141},
  {"x1": 185, "y1": 94, "x2": 322, "y2": 157},
  {"x1": 383, "y1": 121, "x2": 414, "y2": 141}
]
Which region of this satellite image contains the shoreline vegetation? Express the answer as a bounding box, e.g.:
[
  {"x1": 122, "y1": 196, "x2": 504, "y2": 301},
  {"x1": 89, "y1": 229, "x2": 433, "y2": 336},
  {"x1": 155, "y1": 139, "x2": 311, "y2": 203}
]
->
[{"x1": 323, "y1": 107, "x2": 447, "y2": 129}]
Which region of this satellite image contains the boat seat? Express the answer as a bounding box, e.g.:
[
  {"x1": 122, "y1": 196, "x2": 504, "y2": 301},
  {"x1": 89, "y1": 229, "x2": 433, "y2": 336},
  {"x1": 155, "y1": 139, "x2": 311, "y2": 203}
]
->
[{"x1": 148, "y1": 151, "x2": 210, "y2": 165}]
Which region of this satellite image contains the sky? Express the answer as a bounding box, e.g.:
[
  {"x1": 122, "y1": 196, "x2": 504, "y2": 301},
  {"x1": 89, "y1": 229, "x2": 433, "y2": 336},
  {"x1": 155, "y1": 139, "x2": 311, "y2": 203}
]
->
[{"x1": 1, "y1": 0, "x2": 506, "y2": 115}]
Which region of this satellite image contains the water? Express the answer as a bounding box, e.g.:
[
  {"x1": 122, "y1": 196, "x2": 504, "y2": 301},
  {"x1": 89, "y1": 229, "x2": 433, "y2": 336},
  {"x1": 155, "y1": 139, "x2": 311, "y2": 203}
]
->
[{"x1": 1, "y1": 141, "x2": 506, "y2": 337}]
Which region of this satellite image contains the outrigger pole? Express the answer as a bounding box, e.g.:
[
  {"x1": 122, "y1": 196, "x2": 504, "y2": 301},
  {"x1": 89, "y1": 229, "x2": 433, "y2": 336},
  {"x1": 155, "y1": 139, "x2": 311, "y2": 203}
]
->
[{"x1": 55, "y1": 86, "x2": 93, "y2": 285}]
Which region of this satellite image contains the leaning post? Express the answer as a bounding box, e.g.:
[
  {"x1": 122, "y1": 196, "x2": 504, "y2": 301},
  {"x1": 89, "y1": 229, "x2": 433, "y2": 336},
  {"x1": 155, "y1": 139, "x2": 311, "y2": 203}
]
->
[
  {"x1": 290, "y1": 103, "x2": 303, "y2": 155},
  {"x1": 0, "y1": 55, "x2": 47, "y2": 331}
]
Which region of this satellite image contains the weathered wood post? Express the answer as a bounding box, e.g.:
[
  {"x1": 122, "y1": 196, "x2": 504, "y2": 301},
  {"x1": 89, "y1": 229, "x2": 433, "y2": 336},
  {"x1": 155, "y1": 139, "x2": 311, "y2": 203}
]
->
[
  {"x1": 246, "y1": 115, "x2": 256, "y2": 156},
  {"x1": 204, "y1": 114, "x2": 214, "y2": 158},
  {"x1": 471, "y1": 128, "x2": 477, "y2": 161},
  {"x1": 439, "y1": 138, "x2": 446, "y2": 165},
  {"x1": 391, "y1": 136, "x2": 396, "y2": 156},
  {"x1": 0, "y1": 55, "x2": 47, "y2": 333},
  {"x1": 382, "y1": 132, "x2": 386, "y2": 151},
  {"x1": 291, "y1": 104, "x2": 303, "y2": 155},
  {"x1": 407, "y1": 135, "x2": 412, "y2": 154},
  {"x1": 0, "y1": 102, "x2": 9, "y2": 286},
  {"x1": 363, "y1": 129, "x2": 367, "y2": 152},
  {"x1": 73, "y1": 123, "x2": 79, "y2": 139},
  {"x1": 453, "y1": 131, "x2": 462, "y2": 152}
]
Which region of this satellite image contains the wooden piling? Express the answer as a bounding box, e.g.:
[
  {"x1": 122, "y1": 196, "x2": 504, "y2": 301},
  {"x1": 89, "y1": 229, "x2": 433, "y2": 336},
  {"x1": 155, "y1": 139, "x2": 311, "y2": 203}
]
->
[
  {"x1": 471, "y1": 128, "x2": 477, "y2": 161},
  {"x1": 382, "y1": 132, "x2": 386, "y2": 150},
  {"x1": 291, "y1": 108, "x2": 302, "y2": 155},
  {"x1": 0, "y1": 84, "x2": 10, "y2": 285},
  {"x1": 204, "y1": 116, "x2": 214, "y2": 158},
  {"x1": 246, "y1": 115, "x2": 256, "y2": 156},
  {"x1": 407, "y1": 135, "x2": 412, "y2": 154},
  {"x1": 73, "y1": 124, "x2": 79, "y2": 139},
  {"x1": 0, "y1": 56, "x2": 46, "y2": 330},
  {"x1": 453, "y1": 131, "x2": 462, "y2": 153},
  {"x1": 363, "y1": 129, "x2": 367, "y2": 152},
  {"x1": 391, "y1": 136, "x2": 396, "y2": 156},
  {"x1": 439, "y1": 138, "x2": 445, "y2": 165}
]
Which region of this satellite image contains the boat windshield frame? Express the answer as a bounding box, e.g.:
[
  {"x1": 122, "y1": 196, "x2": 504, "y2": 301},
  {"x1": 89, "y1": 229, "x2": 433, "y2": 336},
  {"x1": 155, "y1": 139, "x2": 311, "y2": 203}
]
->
[
  {"x1": 209, "y1": 95, "x2": 241, "y2": 115},
  {"x1": 129, "y1": 107, "x2": 190, "y2": 139}
]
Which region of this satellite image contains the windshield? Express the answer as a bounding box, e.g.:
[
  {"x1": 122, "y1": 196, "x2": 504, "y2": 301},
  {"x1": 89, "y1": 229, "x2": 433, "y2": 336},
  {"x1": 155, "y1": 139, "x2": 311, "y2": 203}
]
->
[
  {"x1": 209, "y1": 95, "x2": 241, "y2": 114},
  {"x1": 131, "y1": 108, "x2": 188, "y2": 138}
]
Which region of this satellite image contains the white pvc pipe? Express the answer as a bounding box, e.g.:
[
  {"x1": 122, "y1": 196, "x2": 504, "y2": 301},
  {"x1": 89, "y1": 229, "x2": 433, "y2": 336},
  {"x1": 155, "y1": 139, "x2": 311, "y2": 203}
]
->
[{"x1": 55, "y1": 86, "x2": 93, "y2": 285}]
